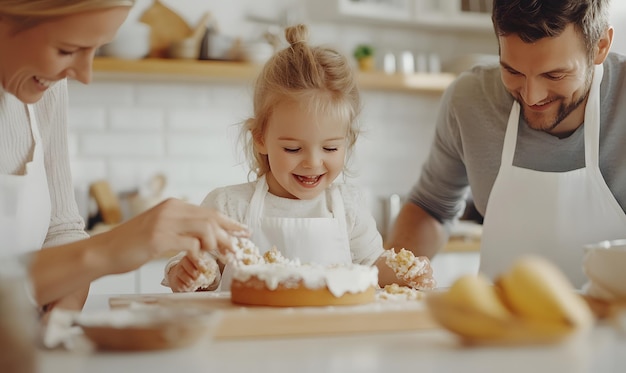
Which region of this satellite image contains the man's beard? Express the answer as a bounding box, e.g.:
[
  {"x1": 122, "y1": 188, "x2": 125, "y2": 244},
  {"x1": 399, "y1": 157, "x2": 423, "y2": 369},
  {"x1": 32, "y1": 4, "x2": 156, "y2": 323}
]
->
[{"x1": 518, "y1": 68, "x2": 594, "y2": 133}]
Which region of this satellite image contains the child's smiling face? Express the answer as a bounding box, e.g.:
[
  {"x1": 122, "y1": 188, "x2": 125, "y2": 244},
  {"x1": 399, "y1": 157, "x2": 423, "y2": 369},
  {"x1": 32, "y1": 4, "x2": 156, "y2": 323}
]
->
[{"x1": 255, "y1": 100, "x2": 348, "y2": 200}]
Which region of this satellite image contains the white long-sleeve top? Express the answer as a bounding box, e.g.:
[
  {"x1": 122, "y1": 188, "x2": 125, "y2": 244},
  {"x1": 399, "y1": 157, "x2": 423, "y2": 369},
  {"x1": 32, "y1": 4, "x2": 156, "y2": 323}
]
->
[{"x1": 0, "y1": 80, "x2": 88, "y2": 248}]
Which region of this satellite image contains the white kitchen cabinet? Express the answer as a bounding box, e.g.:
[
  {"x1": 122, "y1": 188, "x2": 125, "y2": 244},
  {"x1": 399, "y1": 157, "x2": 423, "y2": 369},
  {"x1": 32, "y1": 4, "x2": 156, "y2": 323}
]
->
[
  {"x1": 413, "y1": 0, "x2": 492, "y2": 32},
  {"x1": 321, "y1": 0, "x2": 414, "y2": 22},
  {"x1": 306, "y1": 0, "x2": 492, "y2": 33}
]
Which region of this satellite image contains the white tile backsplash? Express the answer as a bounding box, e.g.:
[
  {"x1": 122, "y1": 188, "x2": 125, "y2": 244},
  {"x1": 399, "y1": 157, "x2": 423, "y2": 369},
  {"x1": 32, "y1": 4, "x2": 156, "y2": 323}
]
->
[
  {"x1": 109, "y1": 107, "x2": 165, "y2": 131},
  {"x1": 80, "y1": 133, "x2": 164, "y2": 157},
  {"x1": 70, "y1": 159, "x2": 108, "y2": 186},
  {"x1": 134, "y1": 83, "x2": 212, "y2": 107},
  {"x1": 68, "y1": 81, "x2": 135, "y2": 106},
  {"x1": 167, "y1": 108, "x2": 221, "y2": 131},
  {"x1": 68, "y1": 107, "x2": 107, "y2": 130}
]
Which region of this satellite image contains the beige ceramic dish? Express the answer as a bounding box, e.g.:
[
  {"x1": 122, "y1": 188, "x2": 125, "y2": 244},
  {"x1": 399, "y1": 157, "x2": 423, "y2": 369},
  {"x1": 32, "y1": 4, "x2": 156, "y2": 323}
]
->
[
  {"x1": 76, "y1": 307, "x2": 217, "y2": 351},
  {"x1": 583, "y1": 239, "x2": 626, "y2": 301}
]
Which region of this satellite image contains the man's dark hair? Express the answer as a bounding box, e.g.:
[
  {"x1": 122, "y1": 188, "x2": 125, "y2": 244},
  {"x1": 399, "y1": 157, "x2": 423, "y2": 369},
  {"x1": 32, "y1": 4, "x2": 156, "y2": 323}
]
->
[{"x1": 492, "y1": 0, "x2": 610, "y2": 61}]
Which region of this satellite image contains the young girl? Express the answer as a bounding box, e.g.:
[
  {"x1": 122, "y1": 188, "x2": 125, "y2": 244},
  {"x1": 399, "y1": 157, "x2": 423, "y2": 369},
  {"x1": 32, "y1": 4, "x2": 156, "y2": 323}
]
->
[{"x1": 163, "y1": 24, "x2": 434, "y2": 292}]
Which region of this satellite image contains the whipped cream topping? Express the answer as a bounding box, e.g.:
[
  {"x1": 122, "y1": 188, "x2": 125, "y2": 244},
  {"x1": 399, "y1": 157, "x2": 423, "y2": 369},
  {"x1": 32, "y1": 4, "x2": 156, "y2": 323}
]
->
[
  {"x1": 263, "y1": 246, "x2": 300, "y2": 265},
  {"x1": 221, "y1": 237, "x2": 300, "y2": 266},
  {"x1": 232, "y1": 263, "x2": 378, "y2": 298},
  {"x1": 221, "y1": 237, "x2": 265, "y2": 266}
]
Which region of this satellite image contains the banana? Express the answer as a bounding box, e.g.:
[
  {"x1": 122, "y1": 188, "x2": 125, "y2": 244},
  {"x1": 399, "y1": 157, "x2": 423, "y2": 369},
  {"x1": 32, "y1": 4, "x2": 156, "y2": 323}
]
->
[
  {"x1": 497, "y1": 255, "x2": 594, "y2": 329},
  {"x1": 427, "y1": 274, "x2": 514, "y2": 341},
  {"x1": 446, "y1": 273, "x2": 512, "y2": 321},
  {"x1": 428, "y1": 293, "x2": 574, "y2": 344},
  {"x1": 426, "y1": 255, "x2": 594, "y2": 345}
]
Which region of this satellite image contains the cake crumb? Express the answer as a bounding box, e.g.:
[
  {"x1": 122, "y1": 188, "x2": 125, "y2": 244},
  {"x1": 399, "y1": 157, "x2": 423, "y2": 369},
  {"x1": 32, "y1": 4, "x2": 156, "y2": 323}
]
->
[{"x1": 376, "y1": 283, "x2": 425, "y2": 301}]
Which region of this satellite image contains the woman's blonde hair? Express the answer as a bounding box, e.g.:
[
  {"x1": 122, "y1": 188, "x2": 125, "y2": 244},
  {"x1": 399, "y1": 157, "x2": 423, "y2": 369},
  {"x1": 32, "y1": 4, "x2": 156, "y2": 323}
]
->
[
  {"x1": 242, "y1": 23, "x2": 361, "y2": 179},
  {"x1": 0, "y1": 0, "x2": 135, "y2": 30}
]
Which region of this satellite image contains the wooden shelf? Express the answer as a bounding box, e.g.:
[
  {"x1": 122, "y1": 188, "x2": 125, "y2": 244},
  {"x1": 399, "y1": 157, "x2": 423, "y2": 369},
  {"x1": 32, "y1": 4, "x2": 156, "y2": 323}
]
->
[{"x1": 92, "y1": 57, "x2": 454, "y2": 94}]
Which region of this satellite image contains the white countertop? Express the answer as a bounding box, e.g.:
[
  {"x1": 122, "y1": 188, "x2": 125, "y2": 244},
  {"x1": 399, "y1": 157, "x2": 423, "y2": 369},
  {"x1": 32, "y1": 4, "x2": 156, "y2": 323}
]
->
[
  {"x1": 38, "y1": 325, "x2": 626, "y2": 373},
  {"x1": 38, "y1": 295, "x2": 626, "y2": 373}
]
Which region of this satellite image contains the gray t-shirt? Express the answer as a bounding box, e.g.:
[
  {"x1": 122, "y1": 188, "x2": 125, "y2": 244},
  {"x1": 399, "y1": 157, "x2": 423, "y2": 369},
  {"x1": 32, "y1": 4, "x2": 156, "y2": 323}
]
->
[{"x1": 409, "y1": 52, "x2": 626, "y2": 226}]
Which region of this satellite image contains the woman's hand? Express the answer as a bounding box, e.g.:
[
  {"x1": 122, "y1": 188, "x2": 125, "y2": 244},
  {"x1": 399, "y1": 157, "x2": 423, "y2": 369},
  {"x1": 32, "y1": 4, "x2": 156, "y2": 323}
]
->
[{"x1": 95, "y1": 198, "x2": 248, "y2": 275}]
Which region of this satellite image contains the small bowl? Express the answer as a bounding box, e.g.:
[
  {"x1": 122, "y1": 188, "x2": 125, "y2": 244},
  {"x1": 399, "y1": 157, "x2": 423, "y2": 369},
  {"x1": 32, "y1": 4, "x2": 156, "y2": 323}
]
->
[
  {"x1": 168, "y1": 38, "x2": 201, "y2": 59},
  {"x1": 76, "y1": 307, "x2": 217, "y2": 351},
  {"x1": 241, "y1": 41, "x2": 274, "y2": 65},
  {"x1": 100, "y1": 22, "x2": 151, "y2": 60},
  {"x1": 583, "y1": 239, "x2": 626, "y2": 300}
]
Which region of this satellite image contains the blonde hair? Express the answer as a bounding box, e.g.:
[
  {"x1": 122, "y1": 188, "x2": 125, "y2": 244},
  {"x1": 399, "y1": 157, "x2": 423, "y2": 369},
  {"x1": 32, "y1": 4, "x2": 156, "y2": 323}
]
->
[
  {"x1": 0, "y1": 0, "x2": 135, "y2": 30},
  {"x1": 242, "y1": 23, "x2": 361, "y2": 178}
]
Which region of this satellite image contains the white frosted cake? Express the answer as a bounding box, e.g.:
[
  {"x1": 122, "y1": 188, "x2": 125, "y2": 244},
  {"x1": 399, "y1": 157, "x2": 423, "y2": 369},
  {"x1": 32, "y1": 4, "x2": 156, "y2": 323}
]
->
[{"x1": 230, "y1": 263, "x2": 378, "y2": 307}]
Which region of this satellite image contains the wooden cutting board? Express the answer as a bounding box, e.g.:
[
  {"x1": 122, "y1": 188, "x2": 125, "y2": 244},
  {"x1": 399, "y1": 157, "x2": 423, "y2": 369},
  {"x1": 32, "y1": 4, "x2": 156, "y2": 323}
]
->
[
  {"x1": 140, "y1": 0, "x2": 192, "y2": 58},
  {"x1": 109, "y1": 292, "x2": 438, "y2": 339}
]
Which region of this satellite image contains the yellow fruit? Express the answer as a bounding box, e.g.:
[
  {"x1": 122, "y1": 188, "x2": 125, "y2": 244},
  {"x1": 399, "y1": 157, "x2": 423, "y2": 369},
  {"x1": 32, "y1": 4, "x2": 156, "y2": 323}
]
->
[
  {"x1": 497, "y1": 255, "x2": 594, "y2": 329},
  {"x1": 426, "y1": 274, "x2": 514, "y2": 340},
  {"x1": 447, "y1": 274, "x2": 512, "y2": 321},
  {"x1": 426, "y1": 294, "x2": 509, "y2": 341},
  {"x1": 427, "y1": 257, "x2": 592, "y2": 345}
]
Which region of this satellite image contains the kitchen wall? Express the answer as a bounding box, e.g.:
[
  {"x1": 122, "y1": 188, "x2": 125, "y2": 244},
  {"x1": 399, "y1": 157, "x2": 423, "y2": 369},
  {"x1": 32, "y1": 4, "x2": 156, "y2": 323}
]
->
[{"x1": 68, "y1": 0, "x2": 500, "y2": 234}]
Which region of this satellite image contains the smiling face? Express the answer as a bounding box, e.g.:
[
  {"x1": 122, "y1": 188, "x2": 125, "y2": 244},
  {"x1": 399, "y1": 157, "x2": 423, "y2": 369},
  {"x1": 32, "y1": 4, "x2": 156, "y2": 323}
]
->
[
  {"x1": 499, "y1": 24, "x2": 596, "y2": 136},
  {"x1": 0, "y1": 7, "x2": 129, "y2": 103},
  {"x1": 255, "y1": 100, "x2": 348, "y2": 200}
]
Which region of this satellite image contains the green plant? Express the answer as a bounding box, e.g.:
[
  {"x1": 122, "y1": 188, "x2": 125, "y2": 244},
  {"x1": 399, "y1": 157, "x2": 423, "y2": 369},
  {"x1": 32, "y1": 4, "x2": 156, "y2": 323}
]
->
[{"x1": 353, "y1": 44, "x2": 374, "y2": 60}]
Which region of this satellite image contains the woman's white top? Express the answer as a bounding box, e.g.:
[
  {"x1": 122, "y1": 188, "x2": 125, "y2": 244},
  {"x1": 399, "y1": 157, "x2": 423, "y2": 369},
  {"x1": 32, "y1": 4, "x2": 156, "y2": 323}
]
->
[{"x1": 0, "y1": 80, "x2": 88, "y2": 250}]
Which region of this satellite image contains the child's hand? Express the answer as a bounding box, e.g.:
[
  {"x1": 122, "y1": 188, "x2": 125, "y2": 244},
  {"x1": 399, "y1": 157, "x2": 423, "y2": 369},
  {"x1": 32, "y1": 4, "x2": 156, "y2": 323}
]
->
[
  {"x1": 167, "y1": 251, "x2": 221, "y2": 292},
  {"x1": 382, "y1": 248, "x2": 436, "y2": 290},
  {"x1": 401, "y1": 257, "x2": 435, "y2": 290}
]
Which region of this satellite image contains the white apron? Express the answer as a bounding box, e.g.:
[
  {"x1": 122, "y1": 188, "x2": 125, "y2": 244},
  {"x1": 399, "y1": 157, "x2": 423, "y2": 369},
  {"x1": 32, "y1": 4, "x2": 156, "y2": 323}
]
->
[
  {"x1": 220, "y1": 175, "x2": 352, "y2": 290},
  {"x1": 0, "y1": 104, "x2": 51, "y2": 258},
  {"x1": 480, "y1": 64, "x2": 626, "y2": 288}
]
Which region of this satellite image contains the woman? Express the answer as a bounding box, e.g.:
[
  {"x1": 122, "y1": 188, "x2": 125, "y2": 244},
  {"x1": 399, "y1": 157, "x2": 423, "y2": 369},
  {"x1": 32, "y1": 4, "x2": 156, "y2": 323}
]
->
[{"x1": 0, "y1": 0, "x2": 247, "y2": 311}]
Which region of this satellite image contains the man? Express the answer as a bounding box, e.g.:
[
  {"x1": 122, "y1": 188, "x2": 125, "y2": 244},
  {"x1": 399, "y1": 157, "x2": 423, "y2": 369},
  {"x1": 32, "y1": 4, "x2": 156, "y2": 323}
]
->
[{"x1": 386, "y1": 0, "x2": 626, "y2": 288}]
